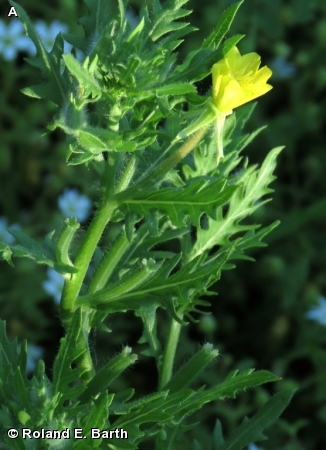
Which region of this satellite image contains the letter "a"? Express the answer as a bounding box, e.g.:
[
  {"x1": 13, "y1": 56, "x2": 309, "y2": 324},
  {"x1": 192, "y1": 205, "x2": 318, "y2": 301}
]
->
[{"x1": 8, "y1": 6, "x2": 18, "y2": 17}]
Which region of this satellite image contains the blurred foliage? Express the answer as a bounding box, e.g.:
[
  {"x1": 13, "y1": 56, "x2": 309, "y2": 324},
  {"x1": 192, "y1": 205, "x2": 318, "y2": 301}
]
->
[{"x1": 0, "y1": 0, "x2": 326, "y2": 449}]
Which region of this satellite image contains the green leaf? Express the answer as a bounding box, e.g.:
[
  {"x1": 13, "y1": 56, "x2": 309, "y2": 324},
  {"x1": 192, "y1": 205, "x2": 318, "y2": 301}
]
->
[
  {"x1": 10, "y1": 1, "x2": 66, "y2": 105},
  {"x1": 76, "y1": 245, "x2": 234, "y2": 322},
  {"x1": 213, "y1": 420, "x2": 225, "y2": 449},
  {"x1": 175, "y1": 370, "x2": 280, "y2": 419},
  {"x1": 164, "y1": 343, "x2": 219, "y2": 393},
  {"x1": 170, "y1": 48, "x2": 213, "y2": 83},
  {"x1": 13, "y1": 368, "x2": 30, "y2": 411},
  {"x1": 155, "y1": 83, "x2": 196, "y2": 97},
  {"x1": 88, "y1": 227, "x2": 131, "y2": 294},
  {"x1": 230, "y1": 221, "x2": 280, "y2": 262},
  {"x1": 126, "y1": 16, "x2": 145, "y2": 43},
  {"x1": 149, "y1": 0, "x2": 192, "y2": 42},
  {"x1": 191, "y1": 147, "x2": 284, "y2": 259},
  {"x1": 52, "y1": 309, "x2": 89, "y2": 409},
  {"x1": 170, "y1": 35, "x2": 244, "y2": 83},
  {"x1": 112, "y1": 390, "x2": 168, "y2": 416},
  {"x1": 78, "y1": 129, "x2": 108, "y2": 153},
  {"x1": 75, "y1": 392, "x2": 114, "y2": 449},
  {"x1": 203, "y1": 1, "x2": 244, "y2": 50},
  {"x1": 112, "y1": 391, "x2": 172, "y2": 440},
  {"x1": 1, "y1": 228, "x2": 77, "y2": 274},
  {"x1": 0, "y1": 319, "x2": 22, "y2": 380},
  {"x1": 78, "y1": 347, "x2": 138, "y2": 403},
  {"x1": 21, "y1": 82, "x2": 62, "y2": 104},
  {"x1": 6, "y1": 228, "x2": 53, "y2": 265},
  {"x1": 79, "y1": 258, "x2": 164, "y2": 307},
  {"x1": 218, "y1": 389, "x2": 295, "y2": 450},
  {"x1": 121, "y1": 178, "x2": 238, "y2": 229},
  {"x1": 74, "y1": 0, "x2": 119, "y2": 54},
  {"x1": 63, "y1": 54, "x2": 102, "y2": 100}
]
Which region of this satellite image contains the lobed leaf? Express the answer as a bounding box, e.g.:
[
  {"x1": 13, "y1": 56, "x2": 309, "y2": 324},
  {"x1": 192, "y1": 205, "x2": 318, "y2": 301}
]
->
[
  {"x1": 10, "y1": 1, "x2": 66, "y2": 105},
  {"x1": 191, "y1": 147, "x2": 283, "y2": 259},
  {"x1": 52, "y1": 309, "x2": 89, "y2": 409},
  {"x1": 217, "y1": 389, "x2": 296, "y2": 450},
  {"x1": 121, "y1": 178, "x2": 237, "y2": 229},
  {"x1": 203, "y1": 1, "x2": 244, "y2": 50},
  {"x1": 1, "y1": 228, "x2": 78, "y2": 275}
]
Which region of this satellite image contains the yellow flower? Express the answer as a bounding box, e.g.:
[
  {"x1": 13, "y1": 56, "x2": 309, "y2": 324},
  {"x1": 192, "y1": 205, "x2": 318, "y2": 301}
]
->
[{"x1": 212, "y1": 46, "x2": 272, "y2": 114}]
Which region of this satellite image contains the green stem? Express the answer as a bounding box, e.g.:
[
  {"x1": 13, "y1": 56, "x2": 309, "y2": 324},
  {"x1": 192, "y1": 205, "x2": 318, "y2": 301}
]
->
[
  {"x1": 60, "y1": 153, "x2": 136, "y2": 382},
  {"x1": 159, "y1": 313, "x2": 183, "y2": 391},
  {"x1": 59, "y1": 198, "x2": 117, "y2": 382},
  {"x1": 60, "y1": 198, "x2": 118, "y2": 326}
]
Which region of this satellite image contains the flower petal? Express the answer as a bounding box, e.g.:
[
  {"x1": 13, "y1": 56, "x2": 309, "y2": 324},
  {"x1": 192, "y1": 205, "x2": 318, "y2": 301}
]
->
[{"x1": 211, "y1": 46, "x2": 273, "y2": 113}]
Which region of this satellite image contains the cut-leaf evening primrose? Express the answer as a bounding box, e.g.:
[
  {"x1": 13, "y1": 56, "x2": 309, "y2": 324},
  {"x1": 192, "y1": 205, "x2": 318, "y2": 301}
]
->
[{"x1": 1, "y1": 1, "x2": 288, "y2": 448}]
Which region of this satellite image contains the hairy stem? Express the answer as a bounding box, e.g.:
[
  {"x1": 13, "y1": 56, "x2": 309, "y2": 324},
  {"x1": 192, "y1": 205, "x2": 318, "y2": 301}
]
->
[{"x1": 60, "y1": 198, "x2": 118, "y2": 327}]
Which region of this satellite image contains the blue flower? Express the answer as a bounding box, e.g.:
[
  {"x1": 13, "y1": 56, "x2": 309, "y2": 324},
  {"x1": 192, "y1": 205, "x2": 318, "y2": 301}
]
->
[
  {"x1": 306, "y1": 296, "x2": 326, "y2": 326},
  {"x1": 0, "y1": 217, "x2": 20, "y2": 245},
  {"x1": 34, "y1": 20, "x2": 72, "y2": 53},
  {"x1": 26, "y1": 344, "x2": 43, "y2": 373},
  {"x1": 58, "y1": 189, "x2": 92, "y2": 222},
  {"x1": 0, "y1": 19, "x2": 32, "y2": 60},
  {"x1": 248, "y1": 444, "x2": 262, "y2": 450},
  {"x1": 270, "y1": 56, "x2": 296, "y2": 79},
  {"x1": 43, "y1": 268, "x2": 64, "y2": 304},
  {"x1": 0, "y1": 19, "x2": 72, "y2": 61},
  {"x1": 126, "y1": 9, "x2": 140, "y2": 29}
]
